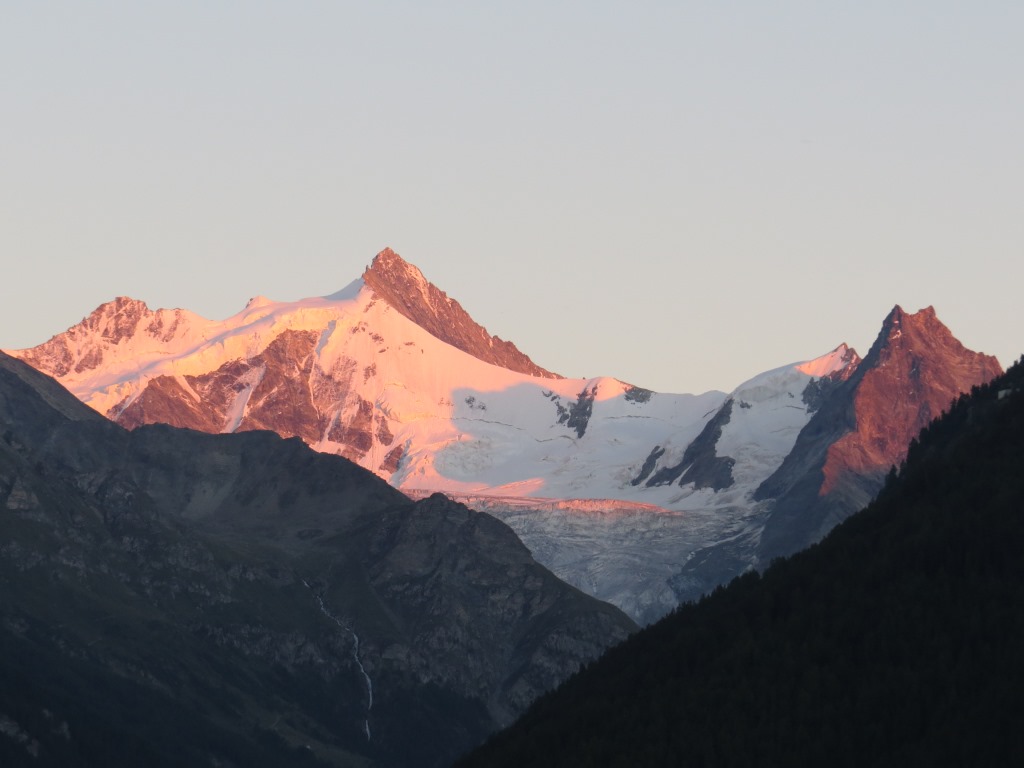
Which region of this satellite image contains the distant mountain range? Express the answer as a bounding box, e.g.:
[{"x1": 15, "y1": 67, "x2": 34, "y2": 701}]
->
[
  {"x1": 456, "y1": 359, "x2": 1024, "y2": 767},
  {"x1": 0, "y1": 351, "x2": 633, "y2": 767},
  {"x1": 7, "y1": 249, "x2": 1002, "y2": 622}
]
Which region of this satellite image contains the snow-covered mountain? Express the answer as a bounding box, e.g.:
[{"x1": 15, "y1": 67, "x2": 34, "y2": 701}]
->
[{"x1": 8, "y1": 249, "x2": 1001, "y2": 622}]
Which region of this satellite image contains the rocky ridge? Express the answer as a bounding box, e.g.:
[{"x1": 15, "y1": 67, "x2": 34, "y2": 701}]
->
[
  {"x1": 0, "y1": 351, "x2": 634, "y2": 767},
  {"x1": 362, "y1": 248, "x2": 559, "y2": 379}
]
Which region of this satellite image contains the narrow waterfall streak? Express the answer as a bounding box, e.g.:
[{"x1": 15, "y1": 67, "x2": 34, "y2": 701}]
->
[{"x1": 303, "y1": 580, "x2": 373, "y2": 740}]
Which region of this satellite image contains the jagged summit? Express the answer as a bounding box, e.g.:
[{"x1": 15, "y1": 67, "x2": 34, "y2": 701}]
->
[
  {"x1": 819, "y1": 304, "x2": 1002, "y2": 494},
  {"x1": 12, "y1": 296, "x2": 200, "y2": 379},
  {"x1": 873, "y1": 304, "x2": 958, "y2": 356},
  {"x1": 753, "y1": 304, "x2": 1002, "y2": 562},
  {"x1": 364, "y1": 247, "x2": 430, "y2": 290},
  {"x1": 362, "y1": 248, "x2": 561, "y2": 379}
]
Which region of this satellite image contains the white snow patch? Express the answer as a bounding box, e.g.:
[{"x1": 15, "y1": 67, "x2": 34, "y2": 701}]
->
[
  {"x1": 796, "y1": 343, "x2": 855, "y2": 377},
  {"x1": 221, "y1": 365, "x2": 266, "y2": 433},
  {"x1": 174, "y1": 374, "x2": 201, "y2": 403}
]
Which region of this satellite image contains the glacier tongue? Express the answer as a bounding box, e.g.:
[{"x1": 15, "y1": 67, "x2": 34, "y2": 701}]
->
[{"x1": 418, "y1": 493, "x2": 771, "y2": 625}]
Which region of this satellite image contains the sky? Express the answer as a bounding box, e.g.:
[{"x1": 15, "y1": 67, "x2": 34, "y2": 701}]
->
[{"x1": 2, "y1": 2, "x2": 1021, "y2": 395}]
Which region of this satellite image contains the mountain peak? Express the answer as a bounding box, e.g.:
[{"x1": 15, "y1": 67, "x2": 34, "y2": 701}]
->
[
  {"x1": 7, "y1": 295, "x2": 203, "y2": 383},
  {"x1": 796, "y1": 343, "x2": 861, "y2": 379},
  {"x1": 368, "y1": 245, "x2": 421, "y2": 275},
  {"x1": 881, "y1": 303, "x2": 942, "y2": 330},
  {"x1": 818, "y1": 304, "x2": 1002, "y2": 496},
  {"x1": 362, "y1": 248, "x2": 561, "y2": 379},
  {"x1": 365, "y1": 247, "x2": 430, "y2": 295},
  {"x1": 885, "y1": 303, "x2": 935, "y2": 320},
  {"x1": 89, "y1": 296, "x2": 153, "y2": 330},
  {"x1": 7, "y1": 296, "x2": 157, "y2": 378},
  {"x1": 874, "y1": 305, "x2": 961, "y2": 357}
]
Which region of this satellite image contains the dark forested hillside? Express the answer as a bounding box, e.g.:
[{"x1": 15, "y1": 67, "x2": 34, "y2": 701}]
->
[{"x1": 457, "y1": 357, "x2": 1024, "y2": 767}]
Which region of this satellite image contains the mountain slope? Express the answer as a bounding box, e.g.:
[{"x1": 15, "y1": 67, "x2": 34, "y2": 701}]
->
[
  {"x1": 0, "y1": 352, "x2": 635, "y2": 767},
  {"x1": 456, "y1": 358, "x2": 1024, "y2": 767}
]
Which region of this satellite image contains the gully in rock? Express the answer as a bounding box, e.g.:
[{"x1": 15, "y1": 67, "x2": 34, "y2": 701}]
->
[{"x1": 302, "y1": 579, "x2": 374, "y2": 741}]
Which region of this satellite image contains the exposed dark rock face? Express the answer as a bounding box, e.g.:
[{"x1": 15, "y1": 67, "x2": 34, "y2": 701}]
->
[
  {"x1": 363, "y1": 249, "x2": 560, "y2": 379},
  {"x1": 327, "y1": 396, "x2": 375, "y2": 455},
  {"x1": 230, "y1": 329, "x2": 324, "y2": 442},
  {"x1": 362, "y1": 492, "x2": 631, "y2": 726},
  {"x1": 115, "y1": 365, "x2": 247, "y2": 433},
  {"x1": 646, "y1": 399, "x2": 736, "y2": 491},
  {"x1": 623, "y1": 385, "x2": 653, "y2": 403},
  {"x1": 629, "y1": 445, "x2": 665, "y2": 486},
  {"x1": 544, "y1": 385, "x2": 598, "y2": 438},
  {"x1": 0, "y1": 352, "x2": 634, "y2": 768},
  {"x1": 114, "y1": 329, "x2": 399, "y2": 470},
  {"x1": 380, "y1": 444, "x2": 405, "y2": 475},
  {"x1": 556, "y1": 385, "x2": 597, "y2": 438},
  {"x1": 756, "y1": 305, "x2": 1002, "y2": 561}
]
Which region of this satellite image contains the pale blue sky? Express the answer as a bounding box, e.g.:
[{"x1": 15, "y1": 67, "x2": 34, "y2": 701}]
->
[{"x1": 3, "y1": 2, "x2": 1021, "y2": 393}]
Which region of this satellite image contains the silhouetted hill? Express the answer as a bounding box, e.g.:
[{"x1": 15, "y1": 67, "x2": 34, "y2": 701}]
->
[
  {"x1": 457, "y1": 356, "x2": 1024, "y2": 767},
  {"x1": 0, "y1": 353, "x2": 634, "y2": 767}
]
